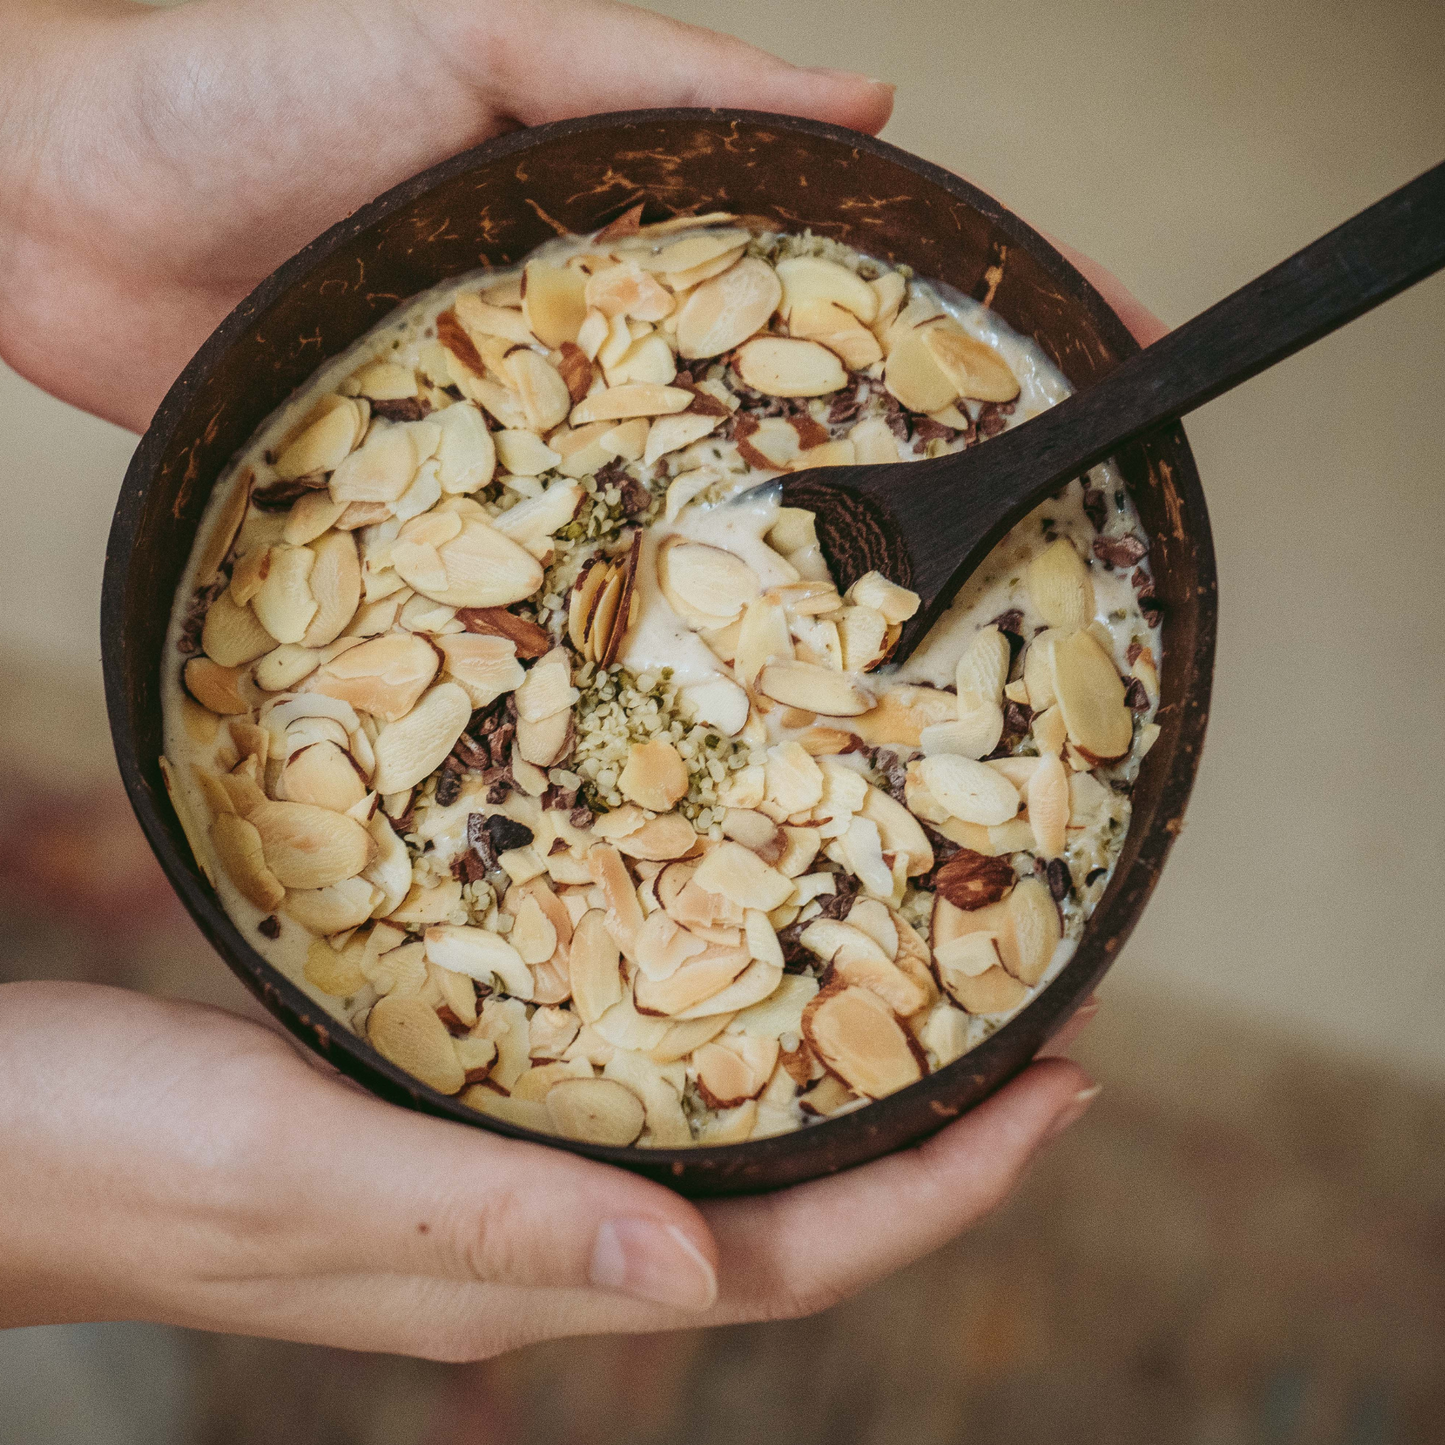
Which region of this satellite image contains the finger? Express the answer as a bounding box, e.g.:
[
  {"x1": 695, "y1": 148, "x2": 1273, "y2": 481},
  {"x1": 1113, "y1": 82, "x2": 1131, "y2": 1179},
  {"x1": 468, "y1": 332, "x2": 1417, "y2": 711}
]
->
[
  {"x1": 446, "y1": 0, "x2": 895, "y2": 135},
  {"x1": 242, "y1": 1064, "x2": 718, "y2": 1313},
  {"x1": 701, "y1": 1059, "x2": 1098, "y2": 1322},
  {"x1": 1036, "y1": 995, "x2": 1099, "y2": 1058},
  {"x1": 1043, "y1": 234, "x2": 1170, "y2": 346}
]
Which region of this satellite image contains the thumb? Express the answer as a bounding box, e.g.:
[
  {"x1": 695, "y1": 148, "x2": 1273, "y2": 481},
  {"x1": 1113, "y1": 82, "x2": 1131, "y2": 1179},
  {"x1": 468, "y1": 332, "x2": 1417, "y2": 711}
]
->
[
  {"x1": 280, "y1": 1070, "x2": 720, "y2": 1312},
  {"x1": 441, "y1": 0, "x2": 896, "y2": 135}
]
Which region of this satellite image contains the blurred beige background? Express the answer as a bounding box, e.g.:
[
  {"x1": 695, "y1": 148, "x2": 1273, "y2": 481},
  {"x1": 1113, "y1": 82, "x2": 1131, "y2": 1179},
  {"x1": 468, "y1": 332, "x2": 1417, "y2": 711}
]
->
[
  {"x1": 2, "y1": 0, "x2": 1443, "y2": 1440},
  {"x1": 6, "y1": 0, "x2": 1442, "y2": 1079}
]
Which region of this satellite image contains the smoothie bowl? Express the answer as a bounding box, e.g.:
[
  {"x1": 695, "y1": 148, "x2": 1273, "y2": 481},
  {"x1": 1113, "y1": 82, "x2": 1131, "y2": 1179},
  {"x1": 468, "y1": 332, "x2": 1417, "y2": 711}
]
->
[{"x1": 103, "y1": 110, "x2": 1215, "y2": 1195}]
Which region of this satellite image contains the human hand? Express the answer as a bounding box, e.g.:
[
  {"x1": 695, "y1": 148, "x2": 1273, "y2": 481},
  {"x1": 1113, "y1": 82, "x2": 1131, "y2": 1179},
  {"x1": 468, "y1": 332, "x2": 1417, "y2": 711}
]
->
[
  {"x1": 0, "y1": 980, "x2": 1096, "y2": 1358},
  {"x1": 0, "y1": 0, "x2": 893, "y2": 432}
]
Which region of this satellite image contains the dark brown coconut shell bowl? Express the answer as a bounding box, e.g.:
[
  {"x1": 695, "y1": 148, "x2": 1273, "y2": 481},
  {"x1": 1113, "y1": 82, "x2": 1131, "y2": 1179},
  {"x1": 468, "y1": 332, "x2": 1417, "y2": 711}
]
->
[{"x1": 103, "y1": 109, "x2": 1215, "y2": 1196}]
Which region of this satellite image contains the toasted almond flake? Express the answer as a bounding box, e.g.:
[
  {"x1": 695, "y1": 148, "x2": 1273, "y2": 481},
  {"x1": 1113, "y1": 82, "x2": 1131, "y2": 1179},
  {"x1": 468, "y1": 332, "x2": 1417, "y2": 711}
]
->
[
  {"x1": 839, "y1": 815, "x2": 895, "y2": 899},
  {"x1": 734, "y1": 337, "x2": 847, "y2": 398},
  {"x1": 802, "y1": 984, "x2": 921, "y2": 1099},
  {"x1": 648, "y1": 1013, "x2": 733, "y2": 1063},
  {"x1": 813, "y1": 325, "x2": 883, "y2": 371},
  {"x1": 691, "y1": 841, "x2": 793, "y2": 913},
  {"x1": 276, "y1": 400, "x2": 365, "y2": 481},
  {"x1": 882, "y1": 325, "x2": 959, "y2": 413},
  {"x1": 775, "y1": 255, "x2": 879, "y2": 325},
  {"x1": 529, "y1": 1004, "x2": 581, "y2": 1060},
  {"x1": 424, "y1": 923, "x2": 532, "y2": 999},
  {"x1": 658, "y1": 539, "x2": 760, "y2": 624},
  {"x1": 756, "y1": 660, "x2": 871, "y2": 717},
  {"x1": 183, "y1": 657, "x2": 250, "y2": 715},
  {"x1": 249, "y1": 544, "x2": 316, "y2": 646},
  {"x1": 719, "y1": 809, "x2": 785, "y2": 861},
  {"x1": 694, "y1": 1036, "x2": 777, "y2": 1107},
  {"x1": 635, "y1": 227, "x2": 751, "y2": 275},
  {"x1": 612, "y1": 812, "x2": 696, "y2": 862},
  {"x1": 585, "y1": 259, "x2": 676, "y2": 320},
  {"x1": 492, "y1": 429, "x2": 560, "y2": 477},
  {"x1": 664, "y1": 244, "x2": 746, "y2": 291},
  {"x1": 1051, "y1": 628, "x2": 1133, "y2": 761},
  {"x1": 514, "y1": 648, "x2": 577, "y2": 722},
  {"x1": 283, "y1": 876, "x2": 382, "y2": 934},
  {"x1": 568, "y1": 382, "x2": 693, "y2": 425},
  {"x1": 278, "y1": 741, "x2": 366, "y2": 814},
  {"x1": 733, "y1": 596, "x2": 794, "y2": 687},
  {"x1": 634, "y1": 943, "x2": 751, "y2": 1017},
  {"x1": 956, "y1": 624, "x2": 1011, "y2": 703},
  {"x1": 917, "y1": 754, "x2": 1020, "y2": 826},
  {"x1": 1028, "y1": 752, "x2": 1071, "y2": 858},
  {"x1": 370, "y1": 681, "x2": 471, "y2": 793},
  {"x1": 284, "y1": 490, "x2": 348, "y2": 546},
  {"x1": 601, "y1": 1052, "x2": 690, "y2": 1146},
  {"x1": 672, "y1": 958, "x2": 782, "y2": 1019},
  {"x1": 501, "y1": 349, "x2": 571, "y2": 433},
  {"x1": 835, "y1": 605, "x2": 890, "y2": 672},
  {"x1": 604, "y1": 332, "x2": 677, "y2": 388},
  {"x1": 1027, "y1": 538, "x2": 1096, "y2": 630},
  {"x1": 935, "y1": 930, "x2": 1004, "y2": 983},
  {"x1": 1023, "y1": 631, "x2": 1060, "y2": 712},
  {"x1": 454, "y1": 292, "x2": 537, "y2": 347},
  {"x1": 642, "y1": 411, "x2": 718, "y2": 466},
  {"x1": 635, "y1": 910, "x2": 707, "y2": 980},
  {"x1": 508, "y1": 892, "x2": 558, "y2": 966},
  {"x1": 761, "y1": 741, "x2": 824, "y2": 820},
  {"x1": 618, "y1": 738, "x2": 689, "y2": 812},
  {"x1": 433, "y1": 633, "x2": 522, "y2": 709},
  {"x1": 298, "y1": 530, "x2": 361, "y2": 648},
  {"x1": 304, "y1": 934, "x2": 368, "y2": 996},
  {"x1": 566, "y1": 908, "x2": 623, "y2": 1024},
  {"x1": 396, "y1": 516, "x2": 543, "y2": 609},
  {"x1": 849, "y1": 416, "x2": 903, "y2": 464},
  {"x1": 545, "y1": 1077, "x2": 645, "y2": 1144},
  {"x1": 248, "y1": 800, "x2": 373, "y2": 890},
  {"x1": 368, "y1": 994, "x2": 465, "y2": 1093},
  {"x1": 676, "y1": 256, "x2": 782, "y2": 359},
  {"x1": 1001, "y1": 875, "x2": 1061, "y2": 985},
  {"x1": 587, "y1": 842, "x2": 645, "y2": 958},
  {"x1": 433, "y1": 401, "x2": 497, "y2": 494},
  {"x1": 521, "y1": 260, "x2": 588, "y2": 348},
  {"x1": 920, "y1": 321, "x2": 1020, "y2": 402},
  {"x1": 352, "y1": 360, "x2": 418, "y2": 400},
  {"x1": 208, "y1": 811, "x2": 284, "y2": 909},
  {"x1": 306, "y1": 632, "x2": 438, "y2": 720},
  {"x1": 228, "y1": 546, "x2": 270, "y2": 608},
  {"x1": 920, "y1": 694, "x2": 1004, "y2": 760},
  {"x1": 942, "y1": 959, "x2": 1028, "y2": 1016}
]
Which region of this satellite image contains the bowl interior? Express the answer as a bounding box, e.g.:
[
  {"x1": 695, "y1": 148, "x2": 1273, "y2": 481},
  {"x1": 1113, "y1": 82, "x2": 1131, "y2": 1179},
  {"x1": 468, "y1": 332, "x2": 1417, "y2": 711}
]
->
[{"x1": 104, "y1": 110, "x2": 1215, "y2": 1195}]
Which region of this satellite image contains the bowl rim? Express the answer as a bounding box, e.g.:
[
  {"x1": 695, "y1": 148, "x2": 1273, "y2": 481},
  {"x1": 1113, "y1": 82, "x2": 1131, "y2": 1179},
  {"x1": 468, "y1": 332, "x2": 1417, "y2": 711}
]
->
[{"x1": 103, "y1": 107, "x2": 1216, "y2": 1191}]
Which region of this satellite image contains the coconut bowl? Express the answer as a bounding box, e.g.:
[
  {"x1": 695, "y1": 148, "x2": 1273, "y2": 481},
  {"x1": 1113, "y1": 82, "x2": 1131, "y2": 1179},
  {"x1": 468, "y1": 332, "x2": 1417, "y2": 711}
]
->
[{"x1": 102, "y1": 109, "x2": 1216, "y2": 1196}]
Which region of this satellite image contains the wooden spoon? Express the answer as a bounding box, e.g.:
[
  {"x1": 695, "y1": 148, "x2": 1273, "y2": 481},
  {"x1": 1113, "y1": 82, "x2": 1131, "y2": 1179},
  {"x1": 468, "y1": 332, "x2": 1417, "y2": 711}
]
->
[{"x1": 781, "y1": 158, "x2": 1445, "y2": 663}]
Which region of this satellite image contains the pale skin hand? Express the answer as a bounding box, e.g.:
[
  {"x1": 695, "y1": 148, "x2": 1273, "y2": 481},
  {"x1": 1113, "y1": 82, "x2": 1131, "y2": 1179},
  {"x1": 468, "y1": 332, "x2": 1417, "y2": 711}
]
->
[
  {"x1": 0, "y1": 981, "x2": 1097, "y2": 1358},
  {"x1": 0, "y1": 0, "x2": 1136, "y2": 1359}
]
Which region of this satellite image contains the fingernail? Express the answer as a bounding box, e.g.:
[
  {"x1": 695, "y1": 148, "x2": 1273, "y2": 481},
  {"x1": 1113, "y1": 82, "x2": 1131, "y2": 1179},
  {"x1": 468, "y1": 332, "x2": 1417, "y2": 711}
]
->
[
  {"x1": 804, "y1": 66, "x2": 896, "y2": 91},
  {"x1": 1045, "y1": 1083, "x2": 1102, "y2": 1141},
  {"x1": 590, "y1": 1218, "x2": 718, "y2": 1312}
]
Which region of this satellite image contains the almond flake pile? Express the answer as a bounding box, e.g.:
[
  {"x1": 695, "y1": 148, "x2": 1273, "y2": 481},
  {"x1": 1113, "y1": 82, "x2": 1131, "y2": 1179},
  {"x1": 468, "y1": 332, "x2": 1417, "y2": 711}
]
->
[{"x1": 163, "y1": 209, "x2": 1162, "y2": 1147}]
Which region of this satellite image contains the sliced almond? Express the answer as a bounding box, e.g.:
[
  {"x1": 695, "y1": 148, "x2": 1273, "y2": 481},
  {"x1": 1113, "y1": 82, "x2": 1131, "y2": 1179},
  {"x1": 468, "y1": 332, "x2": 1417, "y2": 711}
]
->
[
  {"x1": 658, "y1": 539, "x2": 760, "y2": 626},
  {"x1": 691, "y1": 841, "x2": 793, "y2": 912},
  {"x1": 570, "y1": 383, "x2": 691, "y2": 426},
  {"x1": 674, "y1": 959, "x2": 783, "y2": 1019},
  {"x1": 940, "y1": 956, "x2": 1028, "y2": 1015},
  {"x1": 251, "y1": 545, "x2": 319, "y2": 648},
  {"x1": 278, "y1": 741, "x2": 366, "y2": 814},
  {"x1": 956, "y1": 624, "x2": 1011, "y2": 703},
  {"x1": 514, "y1": 710, "x2": 571, "y2": 769},
  {"x1": 307, "y1": 632, "x2": 439, "y2": 720},
  {"x1": 813, "y1": 325, "x2": 883, "y2": 371},
  {"x1": 676, "y1": 256, "x2": 782, "y2": 360},
  {"x1": 493, "y1": 429, "x2": 561, "y2": 477},
  {"x1": 456, "y1": 606, "x2": 552, "y2": 659},
  {"x1": 858, "y1": 785, "x2": 933, "y2": 878},
  {"x1": 434, "y1": 401, "x2": 497, "y2": 494},
  {"x1": 522, "y1": 260, "x2": 588, "y2": 348},
  {"x1": 568, "y1": 907, "x2": 625, "y2": 1024},
  {"x1": 368, "y1": 994, "x2": 464, "y2": 1094},
  {"x1": 664, "y1": 244, "x2": 747, "y2": 291},
  {"x1": 694, "y1": 1036, "x2": 778, "y2": 1107},
  {"x1": 734, "y1": 595, "x2": 794, "y2": 688},
  {"x1": 329, "y1": 422, "x2": 433, "y2": 505},
  {"x1": 454, "y1": 291, "x2": 537, "y2": 347},
  {"x1": 304, "y1": 934, "x2": 368, "y2": 997},
  {"x1": 435, "y1": 633, "x2": 523, "y2": 709},
  {"x1": 720, "y1": 809, "x2": 786, "y2": 861},
  {"x1": 618, "y1": 738, "x2": 690, "y2": 812},
  {"x1": 298, "y1": 530, "x2": 361, "y2": 648},
  {"x1": 883, "y1": 325, "x2": 959, "y2": 413},
  {"x1": 734, "y1": 337, "x2": 847, "y2": 398},
  {"x1": 849, "y1": 416, "x2": 902, "y2": 464},
  {"x1": 917, "y1": 754, "x2": 1019, "y2": 826},
  {"x1": 209, "y1": 812, "x2": 285, "y2": 910},
  {"x1": 508, "y1": 892, "x2": 558, "y2": 966},
  {"x1": 649, "y1": 1013, "x2": 734, "y2": 1064},
  {"x1": 761, "y1": 741, "x2": 825, "y2": 820},
  {"x1": 282, "y1": 876, "x2": 381, "y2": 934},
  {"x1": 503, "y1": 349, "x2": 572, "y2": 433},
  {"x1": 642, "y1": 411, "x2": 718, "y2": 466},
  {"x1": 394, "y1": 516, "x2": 543, "y2": 609},
  {"x1": 803, "y1": 984, "x2": 922, "y2": 1099},
  {"x1": 587, "y1": 843, "x2": 645, "y2": 958},
  {"x1": 248, "y1": 800, "x2": 373, "y2": 890},
  {"x1": 545, "y1": 1076, "x2": 644, "y2": 1145},
  {"x1": 1027, "y1": 538, "x2": 1096, "y2": 630},
  {"x1": 275, "y1": 399, "x2": 365, "y2": 481},
  {"x1": 1051, "y1": 628, "x2": 1132, "y2": 761},
  {"x1": 776, "y1": 255, "x2": 879, "y2": 325},
  {"x1": 635, "y1": 944, "x2": 752, "y2": 1016},
  {"x1": 604, "y1": 332, "x2": 677, "y2": 388},
  {"x1": 203, "y1": 594, "x2": 275, "y2": 676},
  {"x1": 1028, "y1": 752, "x2": 1070, "y2": 858},
  {"x1": 634, "y1": 910, "x2": 707, "y2": 981},
  {"x1": 585, "y1": 259, "x2": 676, "y2": 320},
  {"x1": 424, "y1": 923, "x2": 532, "y2": 999},
  {"x1": 756, "y1": 661, "x2": 871, "y2": 717},
  {"x1": 183, "y1": 657, "x2": 250, "y2": 715},
  {"x1": 1004, "y1": 876, "x2": 1062, "y2": 985},
  {"x1": 612, "y1": 812, "x2": 696, "y2": 862},
  {"x1": 920, "y1": 694, "x2": 1004, "y2": 760},
  {"x1": 370, "y1": 682, "x2": 471, "y2": 793},
  {"x1": 920, "y1": 321, "x2": 1020, "y2": 403},
  {"x1": 633, "y1": 227, "x2": 751, "y2": 275},
  {"x1": 283, "y1": 489, "x2": 348, "y2": 546},
  {"x1": 514, "y1": 647, "x2": 577, "y2": 722}
]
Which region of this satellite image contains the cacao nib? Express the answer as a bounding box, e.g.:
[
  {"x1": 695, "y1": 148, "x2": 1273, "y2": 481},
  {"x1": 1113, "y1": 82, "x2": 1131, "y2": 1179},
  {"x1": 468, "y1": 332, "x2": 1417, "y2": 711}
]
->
[
  {"x1": 911, "y1": 417, "x2": 962, "y2": 444},
  {"x1": 976, "y1": 399, "x2": 1016, "y2": 439},
  {"x1": 1124, "y1": 678, "x2": 1150, "y2": 713},
  {"x1": 465, "y1": 812, "x2": 497, "y2": 872},
  {"x1": 813, "y1": 870, "x2": 860, "y2": 921},
  {"x1": 1126, "y1": 639, "x2": 1144, "y2": 666},
  {"x1": 1046, "y1": 858, "x2": 1072, "y2": 902},
  {"x1": 569, "y1": 804, "x2": 595, "y2": 831},
  {"x1": 369, "y1": 396, "x2": 432, "y2": 422},
  {"x1": 777, "y1": 923, "x2": 814, "y2": 974},
  {"x1": 1085, "y1": 867, "x2": 1109, "y2": 887},
  {"x1": 868, "y1": 747, "x2": 909, "y2": 804},
  {"x1": 1082, "y1": 487, "x2": 1108, "y2": 532},
  {"x1": 1003, "y1": 700, "x2": 1034, "y2": 738},
  {"x1": 541, "y1": 782, "x2": 578, "y2": 813},
  {"x1": 257, "y1": 915, "x2": 281, "y2": 939},
  {"x1": 827, "y1": 386, "x2": 865, "y2": 425},
  {"x1": 436, "y1": 1006, "x2": 471, "y2": 1037},
  {"x1": 251, "y1": 479, "x2": 322, "y2": 512},
  {"x1": 485, "y1": 815, "x2": 535, "y2": 855},
  {"x1": 1093, "y1": 533, "x2": 1148, "y2": 569},
  {"x1": 435, "y1": 764, "x2": 463, "y2": 808}
]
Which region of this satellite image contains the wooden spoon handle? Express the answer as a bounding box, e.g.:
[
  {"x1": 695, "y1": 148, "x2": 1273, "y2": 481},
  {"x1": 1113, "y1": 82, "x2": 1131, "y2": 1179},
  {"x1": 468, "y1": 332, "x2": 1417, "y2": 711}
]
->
[{"x1": 818, "y1": 157, "x2": 1445, "y2": 656}]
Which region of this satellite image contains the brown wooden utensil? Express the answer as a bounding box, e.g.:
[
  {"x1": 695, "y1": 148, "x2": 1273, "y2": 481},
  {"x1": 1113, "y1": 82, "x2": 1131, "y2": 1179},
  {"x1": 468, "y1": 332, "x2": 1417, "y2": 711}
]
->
[{"x1": 784, "y1": 158, "x2": 1445, "y2": 661}]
